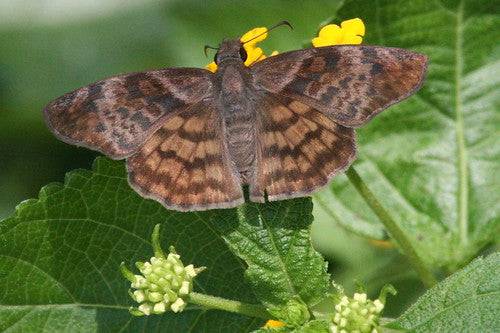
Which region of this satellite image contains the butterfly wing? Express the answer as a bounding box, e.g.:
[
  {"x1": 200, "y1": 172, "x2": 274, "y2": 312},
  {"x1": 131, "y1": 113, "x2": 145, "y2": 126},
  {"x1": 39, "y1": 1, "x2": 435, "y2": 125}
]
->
[
  {"x1": 126, "y1": 99, "x2": 244, "y2": 211},
  {"x1": 250, "y1": 93, "x2": 356, "y2": 202},
  {"x1": 251, "y1": 45, "x2": 427, "y2": 127},
  {"x1": 44, "y1": 68, "x2": 213, "y2": 159}
]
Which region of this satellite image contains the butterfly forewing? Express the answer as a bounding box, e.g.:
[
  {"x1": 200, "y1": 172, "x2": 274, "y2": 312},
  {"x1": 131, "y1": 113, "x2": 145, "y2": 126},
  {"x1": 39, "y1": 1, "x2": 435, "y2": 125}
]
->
[
  {"x1": 251, "y1": 45, "x2": 427, "y2": 127},
  {"x1": 126, "y1": 100, "x2": 244, "y2": 211},
  {"x1": 250, "y1": 93, "x2": 356, "y2": 202},
  {"x1": 44, "y1": 68, "x2": 213, "y2": 158}
]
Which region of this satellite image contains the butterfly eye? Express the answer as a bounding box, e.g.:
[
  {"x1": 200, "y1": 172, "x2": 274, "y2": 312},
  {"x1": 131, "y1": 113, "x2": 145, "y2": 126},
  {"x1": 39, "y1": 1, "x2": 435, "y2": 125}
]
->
[{"x1": 239, "y1": 47, "x2": 248, "y2": 62}]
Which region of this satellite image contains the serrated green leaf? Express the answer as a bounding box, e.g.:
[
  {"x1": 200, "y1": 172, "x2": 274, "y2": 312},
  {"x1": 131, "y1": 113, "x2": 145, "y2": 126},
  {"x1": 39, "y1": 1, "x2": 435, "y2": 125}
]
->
[
  {"x1": 0, "y1": 157, "x2": 330, "y2": 331},
  {"x1": 386, "y1": 252, "x2": 500, "y2": 332},
  {"x1": 317, "y1": 0, "x2": 500, "y2": 269},
  {"x1": 0, "y1": 158, "x2": 263, "y2": 332},
  {"x1": 217, "y1": 198, "x2": 330, "y2": 308}
]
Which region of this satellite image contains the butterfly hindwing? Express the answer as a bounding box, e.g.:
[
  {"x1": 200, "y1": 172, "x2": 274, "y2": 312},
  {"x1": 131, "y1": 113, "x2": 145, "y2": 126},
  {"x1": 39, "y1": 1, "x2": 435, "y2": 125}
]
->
[
  {"x1": 250, "y1": 93, "x2": 356, "y2": 202},
  {"x1": 44, "y1": 68, "x2": 213, "y2": 159},
  {"x1": 251, "y1": 45, "x2": 427, "y2": 127},
  {"x1": 127, "y1": 100, "x2": 244, "y2": 211}
]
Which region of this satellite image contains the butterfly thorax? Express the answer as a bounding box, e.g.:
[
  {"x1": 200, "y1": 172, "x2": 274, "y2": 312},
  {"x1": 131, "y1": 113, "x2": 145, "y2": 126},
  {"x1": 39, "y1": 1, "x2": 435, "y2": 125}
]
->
[{"x1": 215, "y1": 52, "x2": 257, "y2": 184}]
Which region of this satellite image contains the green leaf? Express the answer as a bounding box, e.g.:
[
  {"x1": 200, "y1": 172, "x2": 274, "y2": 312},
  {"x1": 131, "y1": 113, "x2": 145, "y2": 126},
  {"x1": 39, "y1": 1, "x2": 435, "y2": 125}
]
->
[
  {"x1": 252, "y1": 319, "x2": 330, "y2": 333},
  {"x1": 218, "y1": 199, "x2": 330, "y2": 308},
  {"x1": 0, "y1": 158, "x2": 263, "y2": 332},
  {"x1": 0, "y1": 157, "x2": 329, "y2": 331},
  {"x1": 386, "y1": 252, "x2": 500, "y2": 332},
  {"x1": 317, "y1": 0, "x2": 500, "y2": 269}
]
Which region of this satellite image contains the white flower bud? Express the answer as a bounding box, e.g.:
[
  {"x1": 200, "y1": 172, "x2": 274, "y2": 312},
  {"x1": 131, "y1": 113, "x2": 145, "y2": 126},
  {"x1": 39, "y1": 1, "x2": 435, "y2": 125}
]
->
[
  {"x1": 132, "y1": 275, "x2": 147, "y2": 289},
  {"x1": 133, "y1": 290, "x2": 145, "y2": 303},
  {"x1": 150, "y1": 257, "x2": 160, "y2": 265},
  {"x1": 171, "y1": 298, "x2": 186, "y2": 313},
  {"x1": 333, "y1": 313, "x2": 341, "y2": 323},
  {"x1": 153, "y1": 301, "x2": 167, "y2": 314},
  {"x1": 342, "y1": 307, "x2": 351, "y2": 316},
  {"x1": 185, "y1": 264, "x2": 197, "y2": 278},
  {"x1": 148, "y1": 291, "x2": 163, "y2": 303},
  {"x1": 353, "y1": 293, "x2": 367, "y2": 303},
  {"x1": 339, "y1": 318, "x2": 347, "y2": 327},
  {"x1": 141, "y1": 262, "x2": 153, "y2": 275},
  {"x1": 174, "y1": 264, "x2": 184, "y2": 275},
  {"x1": 330, "y1": 325, "x2": 338, "y2": 333},
  {"x1": 138, "y1": 303, "x2": 152, "y2": 315},
  {"x1": 373, "y1": 299, "x2": 384, "y2": 313},
  {"x1": 179, "y1": 281, "x2": 191, "y2": 296},
  {"x1": 340, "y1": 296, "x2": 349, "y2": 306}
]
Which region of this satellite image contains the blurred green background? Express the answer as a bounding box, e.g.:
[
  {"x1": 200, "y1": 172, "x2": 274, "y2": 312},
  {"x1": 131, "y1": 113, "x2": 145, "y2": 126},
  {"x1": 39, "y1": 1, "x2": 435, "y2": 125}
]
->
[{"x1": 0, "y1": 0, "x2": 422, "y2": 316}]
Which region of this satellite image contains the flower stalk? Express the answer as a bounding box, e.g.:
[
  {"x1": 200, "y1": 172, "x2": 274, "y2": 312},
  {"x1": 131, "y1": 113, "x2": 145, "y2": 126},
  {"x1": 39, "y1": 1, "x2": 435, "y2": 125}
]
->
[
  {"x1": 345, "y1": 167, "x2": 437, "y2": 288},
  {"x1": 188, "y1": 292, "x2": 270, "y2": 319}
]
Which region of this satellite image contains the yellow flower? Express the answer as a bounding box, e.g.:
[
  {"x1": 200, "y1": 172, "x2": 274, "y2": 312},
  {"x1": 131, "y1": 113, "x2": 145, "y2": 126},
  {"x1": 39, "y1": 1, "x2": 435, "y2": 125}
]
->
[
  {"x1": 312, "y1": 18, "x2": 365, "y2": 47},
  {"x1": 206, "y1": 26, "x2": 278, "y2": 72},
  {"x1": 205, "y1": 61, "x2": 218, "y2": 73},
  {"x1": 263, "y1": 319, "x2": 286, "y2": 328}
]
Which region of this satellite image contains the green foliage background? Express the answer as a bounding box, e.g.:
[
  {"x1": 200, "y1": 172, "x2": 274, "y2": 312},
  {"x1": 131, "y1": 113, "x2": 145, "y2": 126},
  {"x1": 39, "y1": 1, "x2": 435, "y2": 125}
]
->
[{"x1": 0, "y1": 0, "x2": 498, "y2": 332}]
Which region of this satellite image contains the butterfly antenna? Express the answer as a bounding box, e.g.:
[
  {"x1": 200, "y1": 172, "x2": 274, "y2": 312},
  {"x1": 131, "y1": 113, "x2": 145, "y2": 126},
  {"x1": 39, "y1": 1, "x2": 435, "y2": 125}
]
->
[
  {"x1": 242, "y1": 20, "x2": 293, "y2": 44},
  {"x1": 204, "y1": 45, "x2": 219, "y2": 57}
]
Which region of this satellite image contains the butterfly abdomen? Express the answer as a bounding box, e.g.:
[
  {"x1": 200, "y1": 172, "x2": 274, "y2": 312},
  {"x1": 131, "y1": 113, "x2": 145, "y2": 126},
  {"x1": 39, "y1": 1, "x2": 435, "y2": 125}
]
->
[{"x1": 218, "y1": 64, "x2": 257, "y2": 184}]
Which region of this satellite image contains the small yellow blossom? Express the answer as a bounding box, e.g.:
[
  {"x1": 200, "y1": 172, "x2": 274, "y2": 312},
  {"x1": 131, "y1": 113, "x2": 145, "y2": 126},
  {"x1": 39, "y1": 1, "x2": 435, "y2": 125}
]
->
[
  {"x1": 264, "y1": 319, "x2": 286, "y2": 328},
  {"x1": 205, "y1": 61, "x2": 218, "y2": 73},
  {"x1": 312, "y1": 18, "x2": 365, "y2": 47},
  {"x1": 206, "y1": 26, "x2": 278, "y2": 72},
  {"x1": 240, "y1": 27, "x2": 268, "y2": 66}
]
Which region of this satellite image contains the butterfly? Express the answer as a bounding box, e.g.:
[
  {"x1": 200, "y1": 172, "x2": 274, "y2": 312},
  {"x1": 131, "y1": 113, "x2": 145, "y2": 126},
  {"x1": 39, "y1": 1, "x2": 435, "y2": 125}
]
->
[{"x1": 43, "y1": 24, "x2": 427, "y2": 211}]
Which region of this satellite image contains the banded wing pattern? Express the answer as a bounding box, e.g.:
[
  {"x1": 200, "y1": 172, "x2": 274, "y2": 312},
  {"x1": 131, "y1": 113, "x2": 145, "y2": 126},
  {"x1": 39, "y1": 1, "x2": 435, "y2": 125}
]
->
[
  {"x1": 44, "y1": 68, "x2": 213, "y2": 158},
  {"x1": 127, "y1": 100, "x2": 243, "y2": 211},
  {"x1": 251, "y1": 94, "x2": 355, "y2": 202},
  {"x1": 251, "y1": 45, "x2": 428, "y2": 127}
]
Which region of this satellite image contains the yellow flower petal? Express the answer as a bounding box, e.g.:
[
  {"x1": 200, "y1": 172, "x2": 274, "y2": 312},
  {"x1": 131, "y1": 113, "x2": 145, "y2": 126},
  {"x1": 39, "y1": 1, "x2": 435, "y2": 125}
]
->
[
  {"x1": 206, "y1": 61, "x2": 218, "y2": 73},
  {"x1": 312, "y1": 24, "x2": 342, "y2": 47},
  {"x1": 244, "y1": 46, "x2": 265, "y2": 66},
  {"x1": 240, "y1": 27, "x2": 268, "y2": 44},
  {"x1": 312, "y1": 18, "x2": 365, "y2": 47},
  {"x1": 264, "y1": 319, "x2": 286, "y2": 328},
  {"x1": 340, "y1": 18, "x2": 365, "y2": 37},
  {"x1": 339, "y1": 35, "x2": 363, "y2": 45},
  {"x1": 270, "y1": 50, "x2": 279, "y2": 56}
]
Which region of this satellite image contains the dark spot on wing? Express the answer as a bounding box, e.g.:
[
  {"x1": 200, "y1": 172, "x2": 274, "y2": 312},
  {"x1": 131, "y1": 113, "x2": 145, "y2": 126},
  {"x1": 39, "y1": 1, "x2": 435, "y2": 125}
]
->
[
  {"x1": 95, "y1": 123, "x2": 106, "y2": 132},
  {"x1": 285, "y1": 78, "x2": 309, "y2": 94},
  {"x1": 371, "y1": 63, "x2": 384, "y2": 75},
  {"x1": 130, "y1": 112, "x2": 151, "y2": 130},
  {"x1": 320, "y1": 86, "x2": 340, "y2": 104},
  {"x1": 339, "y1": 77, "x2": 352, "y2": 88},
  {"x1": 117, "y1": 107, "x2": 129, "y2": 118},
  {"x1": 324, "y1": 54, "x2": 339, "y2": 70}
]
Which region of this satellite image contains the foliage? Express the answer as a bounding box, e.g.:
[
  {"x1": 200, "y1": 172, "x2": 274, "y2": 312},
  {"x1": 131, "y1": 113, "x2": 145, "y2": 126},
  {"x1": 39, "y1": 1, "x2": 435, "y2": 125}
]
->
[{"x1": 0, "y1": 0, "x2": 498, "y2": 332}]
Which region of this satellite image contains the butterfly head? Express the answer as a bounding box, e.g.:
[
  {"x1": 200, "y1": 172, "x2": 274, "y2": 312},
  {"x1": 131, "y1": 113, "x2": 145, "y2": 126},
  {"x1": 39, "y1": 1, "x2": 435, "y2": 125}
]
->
[{"x1": 212, "y1": 39, "x2": 247, "y2": 65}]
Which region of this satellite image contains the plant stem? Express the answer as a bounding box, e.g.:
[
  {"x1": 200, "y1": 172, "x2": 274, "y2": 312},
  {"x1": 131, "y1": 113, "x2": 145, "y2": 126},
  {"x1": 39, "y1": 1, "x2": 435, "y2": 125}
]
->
[
  {"x1": 345, "y1": 167, "x2": 437, "y2": 288},
  {"x1": 188, "y1": 292, "x2": 270, "y2": 319}
]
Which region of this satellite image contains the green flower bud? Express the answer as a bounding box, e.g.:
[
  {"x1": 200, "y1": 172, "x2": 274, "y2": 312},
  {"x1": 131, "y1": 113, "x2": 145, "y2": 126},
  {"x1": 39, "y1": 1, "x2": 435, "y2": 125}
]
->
[{"x1": 120, "y1": 224, "x2": 205, "y2": 316}]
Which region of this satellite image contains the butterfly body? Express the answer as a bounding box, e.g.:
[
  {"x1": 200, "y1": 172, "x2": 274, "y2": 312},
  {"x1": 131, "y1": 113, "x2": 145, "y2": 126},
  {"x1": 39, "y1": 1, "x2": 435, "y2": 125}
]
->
[
  {"x1": 44, "y1": 36, "x2": 427, "y2": 211},
  {"x1": 216, "y1": 40, "x2": 260, "y2": 183}
]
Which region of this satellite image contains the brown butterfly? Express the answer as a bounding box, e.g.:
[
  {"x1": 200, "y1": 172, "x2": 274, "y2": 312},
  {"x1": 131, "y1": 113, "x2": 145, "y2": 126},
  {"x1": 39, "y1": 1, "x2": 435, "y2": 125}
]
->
[{"x1": 43, "y1": 23, "x2": 427, "y2": 211}]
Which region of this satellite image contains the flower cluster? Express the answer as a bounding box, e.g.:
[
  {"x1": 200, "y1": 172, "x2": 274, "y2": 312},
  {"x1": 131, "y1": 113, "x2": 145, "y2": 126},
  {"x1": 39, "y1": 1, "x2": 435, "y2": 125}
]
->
[
  {"x1": 120, "y1": 225, "x2": 204, "y2": 316},
  {"x1": 206, "y1": 18, "x2": 365, "y2": 73},
  {"x1": 330, "y1": 293, "x2": 384, "y2": 333}
]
